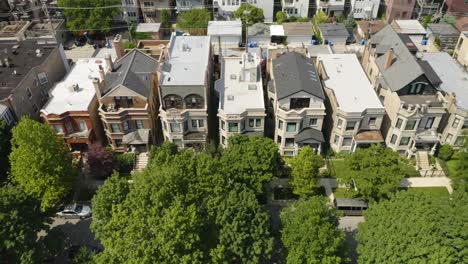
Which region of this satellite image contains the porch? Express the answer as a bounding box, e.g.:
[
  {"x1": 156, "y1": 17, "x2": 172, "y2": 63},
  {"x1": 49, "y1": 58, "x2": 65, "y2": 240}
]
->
[{"x1": 351, "y1": 130, "x2": 384, "y2": 152}]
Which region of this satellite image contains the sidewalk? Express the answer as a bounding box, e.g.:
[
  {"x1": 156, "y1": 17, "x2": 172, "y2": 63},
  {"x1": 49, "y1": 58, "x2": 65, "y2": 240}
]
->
[{"x1": 400, "y1": 177, "x2": 453, "y2": 194}]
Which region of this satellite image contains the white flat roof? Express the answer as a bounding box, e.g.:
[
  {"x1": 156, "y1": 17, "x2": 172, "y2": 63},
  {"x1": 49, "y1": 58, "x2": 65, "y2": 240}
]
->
[
  {"x1": 218, "y1": 52, "x2": 264, "y2": 115},
  {"x1": 42, "y1": 58, "x2": 108, "y2": 115},
  {"x1": 318, "y1": 54, "x2": 383, "y2": 113},
  {"x1": 136, "y1": 23, "x2": 161, "y2": 32},
  {"x1": 394, "y1": 20, "x2": 427, "y2": 35},
  {"x1": 207, "y1": 20, "x2": 242, "y2": 36},
  {"x1": 423, "y1": 52, "x2": 468, "y2": 110},
  {"x1": 270, "y1": 25, "x2": 284, "y2": 36},
  {"x1": 161, "y1": 35, "x2": 211, "y2": 86}
]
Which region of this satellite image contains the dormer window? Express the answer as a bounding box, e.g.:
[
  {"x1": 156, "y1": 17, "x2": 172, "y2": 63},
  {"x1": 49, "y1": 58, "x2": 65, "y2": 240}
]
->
[
  {"x1": 290, "y1": 98, "x2": 310, "y2": 110},
  {"x1": 409, "y1": 82, "x2": 426, "y2": 95},
  {"x1": 164, "y1": 94, "x2": 183, "y2": 109},
  {"x1": 184, "y1": 94, "x2": 204, "y2": 109}
]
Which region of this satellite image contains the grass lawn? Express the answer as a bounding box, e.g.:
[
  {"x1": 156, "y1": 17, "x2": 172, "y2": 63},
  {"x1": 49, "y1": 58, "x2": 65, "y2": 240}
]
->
[
  {"x1": 400, "y1": 161, "x2": 420, "y2": 177},
  {"x1": 328, "y1": 160, "x2": 349, "y2": 178},
  {"x1": 333, "y1": 188, "x2": 357, "y2": 199},
  {"x1": 401, "y1": 187, "x2": 450, "y2": 198}
]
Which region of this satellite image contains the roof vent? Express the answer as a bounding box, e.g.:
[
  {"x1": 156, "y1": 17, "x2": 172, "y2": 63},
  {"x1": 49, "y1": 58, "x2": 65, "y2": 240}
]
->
[
  {"x1": 227, "y1": 95, "x2": 234, "y2": 101},
  {"x1": 72, "y1": 84, "x2": 79, "y2": 92}
]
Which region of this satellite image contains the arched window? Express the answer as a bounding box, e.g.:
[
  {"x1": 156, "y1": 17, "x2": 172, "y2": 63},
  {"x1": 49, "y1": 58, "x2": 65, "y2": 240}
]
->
[
  {"x1": 163, "y1": 94, "x2": 183, "y2": 109},
  {"x1": 184, "y1": 94, "x2": 204, "y2": 109}
]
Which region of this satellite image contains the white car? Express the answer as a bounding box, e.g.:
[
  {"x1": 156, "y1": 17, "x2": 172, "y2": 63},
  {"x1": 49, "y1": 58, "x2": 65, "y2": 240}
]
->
[{"x1": 56, "y1": 203, "x2": 92, "y2": 219}]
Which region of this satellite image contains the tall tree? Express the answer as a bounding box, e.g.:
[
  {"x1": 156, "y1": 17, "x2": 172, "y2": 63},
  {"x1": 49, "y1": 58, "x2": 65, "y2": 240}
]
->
[
  {"x1": 289, "y1": 146, "x2": 324, "y2": 198},
  {"x1": 281, "y1": 197, "x2": 349, "y2": 264},
  {"x1": 357, "y1": 191, "x2": 467, "y2": 263},
  {"x1": 9, "y1": 118, "x2": 76, "y2": 210},
  {"x1": 343, "y1": 144, "x2": 406, "y2": 201},
  {"x1": 57, "y1": 0, "x2": 120, "y2": 33},
  {"x1": 176, "y1": 9, "x2": 211, "y2": 30},
  {"x1": 220, "y1": 135, "x2": 280, "y2": 194},
  {"x1": 84, "y1": 143, "x2": 114, "y2": 178},
  {"x1": 0, "y1": 120, "x2": 11, "y2": 181},
  {"x1": 234, "y1": 3, "x2": 264, "y2": 26},
  {"x1": 0, "y1": 185, "x2": 51, "y2": 263}
]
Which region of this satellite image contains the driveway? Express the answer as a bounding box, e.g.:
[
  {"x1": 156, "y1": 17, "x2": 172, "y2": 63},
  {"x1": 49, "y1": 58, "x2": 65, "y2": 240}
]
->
[{"x1": 339, "y1": 216, "x2": 364, "y2": 264}]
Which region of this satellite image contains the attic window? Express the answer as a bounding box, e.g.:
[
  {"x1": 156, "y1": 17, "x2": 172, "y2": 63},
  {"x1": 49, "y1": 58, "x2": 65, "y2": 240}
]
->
[
  {"x1": 248, "y1": 84, "x2": 257, "y2": 90},
  {"x1": 230, "y1": 74, "x2": 237, "y2": 80},
  {"x1": 227, "y1": 95, "x2": 234, "y2": 101}
]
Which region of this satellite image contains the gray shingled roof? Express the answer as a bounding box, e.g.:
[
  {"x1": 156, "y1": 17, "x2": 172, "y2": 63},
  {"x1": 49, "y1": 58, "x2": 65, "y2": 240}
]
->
[
  {"x1": 372, "y1": 25, "x2": 433, "y2": 92},
  {"x1": 294, "y1": 127, "x2": 324, "y2": 143},
  {"x1": 272, "y1": 52, "x2": 325, "y2": 100},
  {"x1": 248, "y1": 23, "x2": 270, "y2": 36},
  {"x1": 104, "y1": 49, "x2": 158, "y2": 98},
  {"x1": 318, "y1": 23, "x2": 348, "y2": 38},
  {"x1": 427, "y1": 23, "x2": 460, "y2": 36}
]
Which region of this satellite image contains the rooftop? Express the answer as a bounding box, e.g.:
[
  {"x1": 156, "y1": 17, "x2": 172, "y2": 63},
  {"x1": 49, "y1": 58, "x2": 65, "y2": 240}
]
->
[
  {"x1": 0, "y1": 21, "x2": 28, "y2": 39},
  {"x1": 271, "y1": 52, "x2": 325, "y2": 100},
  {"x1": 0, "y1": 40, "x2": 57, "y2": 98},
  {"x1": 218, "y1": 52, "x2": 264, "y2": 115},
  {"x1": 392, "y1": 20, "x2": 427, "y2": 35},
  {"x1": 42, "y1": 58, "x2": 108, "y2": 115},
  {"x1": 318, "y1": 23, "x2": 349, "y2": 38},
  {"x1": 356, "y1": 20, "x2": 386, "y2": 36},
  {"x1": 318, "y1": 54, "x2": 383, "y2": 113},
  {"x1": 306, "y1": 44, "x2": 333, "y2": 57},
  {"x1": 248, "y1": 23, "x2": 270, "y2": 37},
  {"x1": 422, "y1": 52, "x2": 468, "y2": 110},
  {"x1": 283, "y1": 22, "x2": 314, "y2": 36},
  {"x1": 427, "y1": 23, "x2": 459, "y2": 36},
  {"x1": 104, "y1": 49, "x2": 159, "y2": 98},
  {"x1": 207, "y1": 20, "x2": 242, "y2": 36},
  {"x1": 270, "y1": 25, "x2": 284, "y2": 36},
  {"x1": 136, "y1": 23, "x2": 161, "y2": 33},
  {"x1": 161, "y1": 35, "x2": 211, "y2": 86}
]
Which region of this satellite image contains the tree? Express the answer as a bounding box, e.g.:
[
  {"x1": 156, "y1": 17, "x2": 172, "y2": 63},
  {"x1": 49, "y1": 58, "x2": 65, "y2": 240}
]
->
[
  {"x1": 176, "y1": 8, "x2": 211, "y2": 30},
  {"x1": 234, "y1": 3, "x2": 264, "y2": 26},
  {"x1": 289, "y1": 146, "x2": 324, "y2": 198},
  {"x1": 357, "y1": 191, "x2": 468, "y2": 263},
  {"x1": 0, "y1": 185, "x2": 51, "y2": 263},
  {"x1": 440, "y1": 14, "x2": 456, "y2": 26},
  {"x1": 314, "y1": 10, "x2": 328, "y2": 24},
  {"x1": 437, "y1": 144, "x2": 454, "y2": 161},
  {"x1": 281, "y1": 197, "x2": 349, "y2": 264},
  {"x1": 344, "y1": 15, "x2": 356, "y2": 33},
  {"x1": 453, "y1": 132, "x2": 468, "y2": 191},
  {"x1": 343, "y1": 144, "x2": 406, "y2": 201},
  {"x1": 9, "y1": 118, "x2": 76, "y2": 210},
  {"x1": 421, "y1": 15, "x2": 432, "y2": 28},
  {"x1": 161, "y1": 9, "x2": 171, "y2": 27},
  {"x1": 0, "y1": 120, "x2": 11, "y2": 181},
  {"x1": 57, "y1": 0, "x2": 120, "y2": 33},
  {"x1": 276, "y1": 11, "x2": 288, "y2": 24},
  {"x1": 211, "y1": 185, "x2": 273, "y2": 263},
  {"x1": 84, "y1": 143, "x2": 114, "y2": 178},
  {"x1": 220, "y1": 135, "x2": 280, "y2": 194}
]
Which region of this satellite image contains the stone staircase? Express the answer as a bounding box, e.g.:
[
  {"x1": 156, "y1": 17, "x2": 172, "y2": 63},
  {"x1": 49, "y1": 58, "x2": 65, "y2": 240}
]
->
[
  {"x1": 417, "y1": 151, "x2": 430, "y2": 171},
  {"x1": 134, "y1": 152, "x2": 149, "y2": 172}
]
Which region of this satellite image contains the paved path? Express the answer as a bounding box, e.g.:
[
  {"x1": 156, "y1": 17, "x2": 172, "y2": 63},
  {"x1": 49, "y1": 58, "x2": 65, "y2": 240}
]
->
[
  {"x1": 400, "y1": 177, "x2": 453, "y2": 194},
  {"x1": 319, "y1": 178, "x2": 338, "y2": 203},
  {"x1": 339, "y1": 216, "x2": 365, "y2": 264}
]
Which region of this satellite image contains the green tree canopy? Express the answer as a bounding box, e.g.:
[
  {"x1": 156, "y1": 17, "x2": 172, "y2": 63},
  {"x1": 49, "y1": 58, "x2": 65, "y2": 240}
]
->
[
  {"x1": 344, "y1": 15, "x2": 356, "y2": 32},
  {"x1": 0, "y1": 120, "x2": 11, "y2": 181},
  {"x1": 234, "y1": 3, "x2": 264, "y2": 26},
  {"x1": 92, "y1": 138, "x2": 274, "y2": 263},
  {"x1": 0, "y1": 185, "x2": 51, "y2": 263},
  {"x1": 314, "y1": 11, "x2": 328, "y2": 24},
  {"x1": 289, "y1": 146, "x2": 324, "y2": 198},
  {"x1": 9, "y1": 118, "x2": 76, "y2": 210},
  {"x1": 176, "y1": 8, "x2": 211, "y2": 30},
  {"x1": 357, "y1": 191, "x2": 468, "y2": 263},
  {"x1": 281, "y1": 197, "x2": 349, "y2": 264},
  {"x1": 57, "y1": 0, "x2": 120, "y2": 33},
  {"x1": 343, "y1": 144, "x2": 406, "y2": 201},
  {"x1": 221, "y1": 135, "x2": 280, "y2": 194}
]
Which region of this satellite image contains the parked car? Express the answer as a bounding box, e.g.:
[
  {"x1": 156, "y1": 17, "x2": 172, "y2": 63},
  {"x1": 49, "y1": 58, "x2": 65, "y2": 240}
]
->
[{"x1": 56, "y1": 203, "x2": 92, "y2": 219}]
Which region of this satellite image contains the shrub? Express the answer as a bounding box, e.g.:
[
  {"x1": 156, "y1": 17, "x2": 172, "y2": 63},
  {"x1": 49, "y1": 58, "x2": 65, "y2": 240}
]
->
[
  {"x1": 438, "y1": 144, "x2": 454, "y2": 161},
  {"x1": 115, "y1": 153, "x2": 135, "y2": 173}
]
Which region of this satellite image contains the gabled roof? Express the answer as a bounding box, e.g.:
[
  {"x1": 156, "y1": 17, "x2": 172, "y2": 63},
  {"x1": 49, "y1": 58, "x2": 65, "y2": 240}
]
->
[
  {"x1": 104, "y1": 49, "x2": 158, "y2": 98},
  {"x1": 272, "y1": 52, "x2": 324, "y2": 100},
  {"x1": 294, "y1": 127, "x2": 324, "y2": 143},
  {"x1": 427, "y1": 23, "x2": 459, "y2": 36},
  {"x1": 372, "y1": 25, "x2": 436, "y2": 92}
]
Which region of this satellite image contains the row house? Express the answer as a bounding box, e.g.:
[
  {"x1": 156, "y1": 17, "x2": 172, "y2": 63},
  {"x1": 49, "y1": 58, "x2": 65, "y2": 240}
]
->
[
  {"x1": 158, "y1": 35, "x2": 212, "y2": 149},
  {"x1": 349, "y1": 0, "x2": 380, "y2": 19},
  {"x1": 139, "y1": 0, "x2": 174, "y2": 23},
  {"x1": 121, "y1": 0, "x2": 140, "y2": 23},
  {"x1": 207, "y1": 20, "x2": 242, "y2": 55},
  {"x1": 176, "y1": 0, "x2": 204, "y2": 13},
  {"x1": 362, "y1": 25, "x2": 447, "y2": 157},
  {"x1": 384, "y1": 0, "x2": 414, "y2": 23},
  {"x1": 41, "y1": 58, "x2": 108, "y2": 151},
  {"x1": 317, "y1": 54, "x2": 386, "y2": 153},
  {"x1": 0, "y1": 40, "x2": 69, "y2": 123},
  {"x1": 97, "y1": 49, "x2": 160, "y2": 152},
  {"x1": 268, "y1": 52, "x2": 326, "y2": 156},
  {"x1": 283, "y1": 0, "x2": 311, "y2": 18},
  {"x1": 215, "y1": 51, "x2": 265, "y2": 147},
  {"x1": 214, "y1": 0, "x2": 274, "y2": 23},
  {"x1": 422, "y1": 52, "x2": 468, "y2": 148},
  {"x1": 453, "y1": 32, "x2": 467, "y2": 67}
]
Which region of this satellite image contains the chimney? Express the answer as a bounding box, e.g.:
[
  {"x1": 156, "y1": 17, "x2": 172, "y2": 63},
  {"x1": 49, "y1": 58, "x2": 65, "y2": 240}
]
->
[
  {"x1": 93, "y1": 78, "x2": 102, "y2": 103},
  {"x1": 384, "y1": 48, "x2": 394, "y2": 70},
  {"x1": 105, "y1": 54, "x2": 113, "y2": 72},
  {"x1": 113, "y1": 34, "x2": 124, "y2": 59}
]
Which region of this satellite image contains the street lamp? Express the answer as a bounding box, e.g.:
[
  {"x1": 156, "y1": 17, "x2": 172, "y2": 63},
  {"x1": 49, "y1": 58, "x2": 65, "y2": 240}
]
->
[{"x1": 244, "y1": 10, "x2": 250, "y2": 52}]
